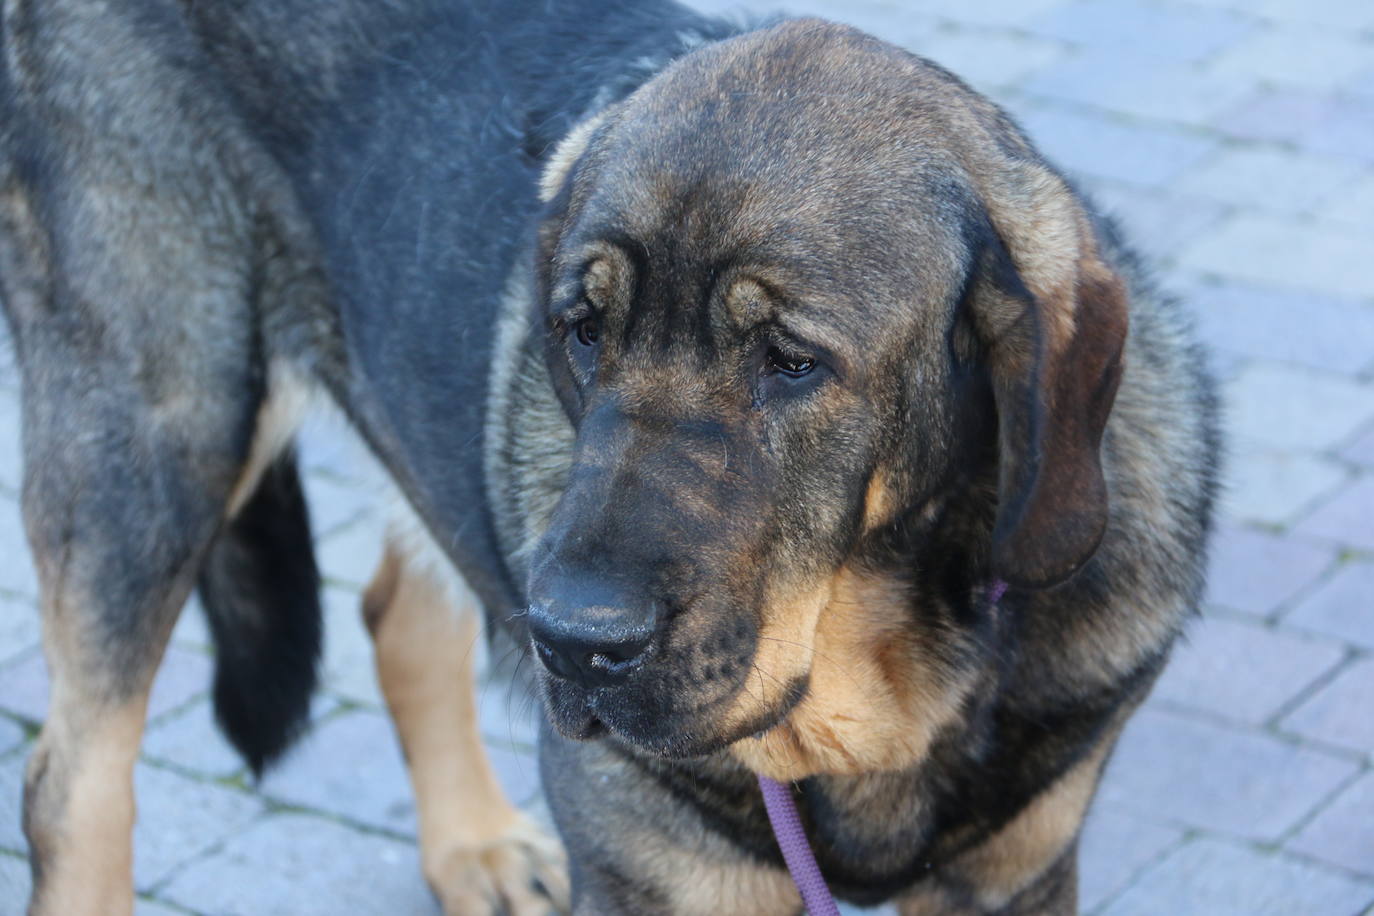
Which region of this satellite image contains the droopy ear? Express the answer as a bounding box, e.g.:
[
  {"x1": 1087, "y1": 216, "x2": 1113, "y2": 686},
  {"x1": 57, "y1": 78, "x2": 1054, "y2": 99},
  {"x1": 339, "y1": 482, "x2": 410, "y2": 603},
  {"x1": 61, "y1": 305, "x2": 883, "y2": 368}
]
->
[{"x1": 970, "y1": 166, "x2": 1128, "y2": 589}]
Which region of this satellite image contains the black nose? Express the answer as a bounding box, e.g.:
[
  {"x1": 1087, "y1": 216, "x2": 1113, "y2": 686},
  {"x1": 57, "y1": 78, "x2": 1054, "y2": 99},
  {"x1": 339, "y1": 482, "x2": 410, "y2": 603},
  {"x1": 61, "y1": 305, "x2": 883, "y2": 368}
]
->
[{"x1": 528, "y1": 599, "x2": 658, "y2": 689}]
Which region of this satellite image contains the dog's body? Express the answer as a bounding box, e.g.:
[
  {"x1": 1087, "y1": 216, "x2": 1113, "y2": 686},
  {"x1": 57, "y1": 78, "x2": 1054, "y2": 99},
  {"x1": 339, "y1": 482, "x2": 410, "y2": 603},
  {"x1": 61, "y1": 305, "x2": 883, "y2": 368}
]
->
[{"x1": 1, "y1": 1, "x2": 1219, "y2": 913}]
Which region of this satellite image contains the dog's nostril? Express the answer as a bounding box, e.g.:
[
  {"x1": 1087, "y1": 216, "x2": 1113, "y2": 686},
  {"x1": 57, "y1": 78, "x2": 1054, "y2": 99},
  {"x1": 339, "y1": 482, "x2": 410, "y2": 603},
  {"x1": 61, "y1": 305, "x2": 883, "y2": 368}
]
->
[{"x1": 528, "y1": 605, "x2": 657, "y2": 689}]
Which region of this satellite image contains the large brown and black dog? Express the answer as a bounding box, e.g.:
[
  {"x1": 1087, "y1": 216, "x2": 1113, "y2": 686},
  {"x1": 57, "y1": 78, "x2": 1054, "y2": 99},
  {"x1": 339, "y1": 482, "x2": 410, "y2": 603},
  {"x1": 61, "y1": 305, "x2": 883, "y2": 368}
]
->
[{"x1": 0, "y1": 0, "x2": 1218, "y2": 913}]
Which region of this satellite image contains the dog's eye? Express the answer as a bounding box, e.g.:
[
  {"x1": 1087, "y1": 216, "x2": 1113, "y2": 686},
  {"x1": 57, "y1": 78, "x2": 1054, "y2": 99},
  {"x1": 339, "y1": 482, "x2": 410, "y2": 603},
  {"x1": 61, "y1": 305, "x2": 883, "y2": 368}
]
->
[
  {"x1": 765, "y1": 346, "x2": 815, "y2": 378},
  {"x1": 574, "y1": 316, "x2": 600, "y2": 347}
]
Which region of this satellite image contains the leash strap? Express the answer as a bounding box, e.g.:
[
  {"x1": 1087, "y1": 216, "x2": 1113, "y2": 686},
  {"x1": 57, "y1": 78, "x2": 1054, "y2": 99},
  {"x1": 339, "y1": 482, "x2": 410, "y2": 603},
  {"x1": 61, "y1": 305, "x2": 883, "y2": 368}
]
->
[
  {"x1": 757, "y1": 774, "x2": 842, "y2": 916},
  {"x1": 759, "y1": 579, "x2": 1009, "y2": 915}
]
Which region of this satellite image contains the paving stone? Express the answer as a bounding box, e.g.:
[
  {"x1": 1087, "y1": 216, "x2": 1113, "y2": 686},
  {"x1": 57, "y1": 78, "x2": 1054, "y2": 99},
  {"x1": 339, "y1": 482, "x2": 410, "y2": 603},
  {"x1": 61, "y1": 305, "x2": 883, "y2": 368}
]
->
[
  {"x1": 1222, "y1": 447, "x2": 1348, "y2": 526},
  {"x1": 1185, "y1": 280, "x2": 1374, "y2": 374},
  {"x1": 1294, "y1": 476, "x2": 1374, "y2": 552},
  {"x1": 1177, "y1": 213, "x2": 1374, "y2": 300},
  {"x1": 1173, "y1": 147, "x2": 1364, "y2": 216},
  {"x1": 1280, "y1": 656, "x2": 1374, "y2": 753},
  {"x1": 316, "y1": 513, "x2": 385, "y2": 590},
  {"x1": 1102, "y1": 836, "x2": 1374, "y2": 916},
  {"x1": 1027, "y1": 0, "x2": 1256, "y2": 63},
  {"x1": 158, "y1": 813, "x2": 434, "y2": 916},
  {"x1": 913, "y1": 29, "x2": 1067, "y2": 91},
  {"x1": 1016, "y1": 104, "x2": 1219, "y2": 187},
  {"x1": 1227, "y1": 363, "x2": 1374, "y2": 453},
  {"x1": 133, "y1": 763, "x2": 264, "y2": 892},
  {"x1": 1207, "y1": 24, "x2": 1374, "y2": 91},
  {"x1": 0, "y1": 497, "x2": 37, "y2": 601},
  {"x1": 1077, "y1": 805, "x2": 1183, "y2": 912},
  {"x1": 0, "y1": 595, "x2": 40, "y2": 668},
  {"x1": 0, "y1": 751, "x2": 25, "y2": 854},
  {"x1": 1288, "y1": 771, "x2": 1374, "y2": 877},
  {"x1": 1301, "y1": 96, "x2": 1374, "y2": 163},
  {"x1": 0, "y1": 644, "x2": 210, "y2": 725},
  {"x1": 1097, "y1": 708, "x2": 1359, "y2": 841},
  {"x1": 1315, "y1": 172, "x2": 1374, "y2": 234},
  {"x1": 169, "y1": 594, "x2": 212, "y2": 651},
  {"x1": 0, "y1": 717, "x2": 24, "y2": 757},
  {"x1": 0, "y1": 391, "x2": 19, "y2": 494},
  {"x1": 1285, "y1": 561, "x2": 1374, "y2": 649},
  {"x1": 259, "y1": 709, "x2": 416, "y2": 836},
  {"x1": 0, "y1": 852, "x2": 30, "y2": 916},
  {"x1": 303, "y1": 473, "x2": 375, "y2": 540},
  {"x1": 1204, "y1": 524, "x2": 1336, "y2": 616},
  {"x1": 1152, "y1": 615, "x2": 1344, "y2": 724},
  {"x1": 484, "y1": 740, "x2": 543, "y2": 808},
  {"x1": 1246, "y1": 0, "x2": 1374, "y2": 29},
  {"x1": 1022, "y1": 49, "x2": 1255, "y2": 126},
  {"x1": 142, "y1": 698, "x2": 250, "y2": 780},
  {"x1": 477, "y1": 675, "x2": 541, "y2": 748},
  {"x1": 135, "y1": 900, "x2": 190, "y2": 916},
  {"x1": 321, "y1": 585, "x2": 384, "y2": 708},
  {"x1": 1220, "y1": 89, "x2": 1374, "y2": 162},
  {"x1": 1345, "y1": 424, "x2": 1374, "y2": 467},
  {"x1": 1079, "y1": 181, "x2": 1226, "y2": 262}
]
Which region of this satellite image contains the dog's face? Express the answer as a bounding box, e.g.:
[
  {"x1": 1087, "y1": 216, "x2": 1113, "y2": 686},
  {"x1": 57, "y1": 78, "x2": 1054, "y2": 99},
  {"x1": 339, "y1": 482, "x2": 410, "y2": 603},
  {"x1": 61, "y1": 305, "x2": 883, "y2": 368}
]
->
[{"x1": 526, "y1": 21, "x2": 1127, "y2": 767}]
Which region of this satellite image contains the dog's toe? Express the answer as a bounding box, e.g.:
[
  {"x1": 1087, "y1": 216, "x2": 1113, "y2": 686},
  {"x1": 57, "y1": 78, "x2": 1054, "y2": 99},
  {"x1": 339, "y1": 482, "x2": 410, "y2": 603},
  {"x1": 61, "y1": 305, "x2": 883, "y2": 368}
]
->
[{"x1": 426, "y1": 815, "x2": 570, "y2": 916}]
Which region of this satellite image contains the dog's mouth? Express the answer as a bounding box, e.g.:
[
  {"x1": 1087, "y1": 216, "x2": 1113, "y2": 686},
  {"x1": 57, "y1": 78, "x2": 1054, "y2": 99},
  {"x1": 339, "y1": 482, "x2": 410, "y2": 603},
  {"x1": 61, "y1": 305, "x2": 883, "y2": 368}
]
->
[{"x1": 537, "y1": 662, "x2": 809, "y2": 760}]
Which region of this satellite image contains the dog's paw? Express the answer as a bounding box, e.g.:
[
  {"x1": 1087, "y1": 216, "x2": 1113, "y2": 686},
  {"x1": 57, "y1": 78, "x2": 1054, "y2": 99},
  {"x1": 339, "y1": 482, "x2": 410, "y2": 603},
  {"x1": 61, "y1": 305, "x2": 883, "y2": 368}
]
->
[{"x1": 426, "y1": 814, "x2": 571, "y2": 916}]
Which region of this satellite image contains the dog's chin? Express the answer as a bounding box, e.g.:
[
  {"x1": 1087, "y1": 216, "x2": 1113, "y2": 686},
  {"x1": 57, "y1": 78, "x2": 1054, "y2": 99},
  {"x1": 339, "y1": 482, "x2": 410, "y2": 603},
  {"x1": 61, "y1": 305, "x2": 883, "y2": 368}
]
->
[{"x1": 537, "y1": 671, "x2": 802, "y2": 760}]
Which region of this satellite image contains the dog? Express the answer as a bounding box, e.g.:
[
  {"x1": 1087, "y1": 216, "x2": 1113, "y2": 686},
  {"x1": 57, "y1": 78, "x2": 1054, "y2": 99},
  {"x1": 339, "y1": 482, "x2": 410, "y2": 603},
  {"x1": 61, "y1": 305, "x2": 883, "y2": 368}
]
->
[{"x1": 0, "y1": 0, "x2": 1220, "y2": 913}]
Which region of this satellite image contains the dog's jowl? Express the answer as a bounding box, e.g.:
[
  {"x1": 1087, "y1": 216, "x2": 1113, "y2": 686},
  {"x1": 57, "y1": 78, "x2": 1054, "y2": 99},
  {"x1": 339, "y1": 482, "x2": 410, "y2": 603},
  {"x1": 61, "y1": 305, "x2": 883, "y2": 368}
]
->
[{"x1": 0, "y1": 0, "x2": 1218, "y2": 913}]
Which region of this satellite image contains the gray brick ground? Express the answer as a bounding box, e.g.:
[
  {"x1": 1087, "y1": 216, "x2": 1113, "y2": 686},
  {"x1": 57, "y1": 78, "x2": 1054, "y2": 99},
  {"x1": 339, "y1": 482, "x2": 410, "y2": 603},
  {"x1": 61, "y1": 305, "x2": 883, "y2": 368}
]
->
[
  {"x1": 1226, "y1": 363, "x2": 1374, "y2": 452},
  {"x1": 1285, "y1": 561, "x2": 1374, "y2": 649},
  {"x1": 259, "y1": 710, "x2": 417, "y2": 837},
  {"x1": 1186, "y1": 280, "x2": 1374, "y2": 374},
  {"x1": 1295, "y1": 476, "x2": 1374, "y2": 552},
  {"x1": 1222, "y1": 447, "x2": 1349, "y2": 526},
  {"x1": 1204, "y1": 524, "x2": 1335, "y2": 617},
  {"x1": 0, "y1": 596, "x2": 39, "y2": 669},
  {"x1": 1288, "y1": 771, "x2": 1374, "y2": 877},
  {"x1": 1152, "y1": 615, "x2": 1345, "y2": 723},
  {"x1": 1280, "y1": 657, "x2": 1374, "y2": 753},
  {"x1": 1026, "y1": 0, "x2": 1256, "y2": 62},
  {"x1": 1, "y1": 852, "x2": 30, "y2": 916},
  {"x1": 1098, "y1": 708, "x2": 1359, "y2": 841},
  {"x1": 2, "y1": 1, "x2": 1374, "y2": 913},
  {"x1": 1177, "y1": 213, "x2": 1374, "y2": 300},
  {"x1": 1101, "y1": 836, "x2": 1374, "y2": 916},
  {"x1": 0, "y1": 719, "x2": 23, "y2": 758},
  {"x1": 1077, "y1": 806, "x2": 1183, "y2": 912},
  {"x1": 133, "y1": 764, "x2": 264, "y2": 892},
  {"x1": 158, "y1": 814, "x2": 435, "y2": 916},
  {"x1": 1015, "y1": 103, "x2": 1220, "y2": 187}
]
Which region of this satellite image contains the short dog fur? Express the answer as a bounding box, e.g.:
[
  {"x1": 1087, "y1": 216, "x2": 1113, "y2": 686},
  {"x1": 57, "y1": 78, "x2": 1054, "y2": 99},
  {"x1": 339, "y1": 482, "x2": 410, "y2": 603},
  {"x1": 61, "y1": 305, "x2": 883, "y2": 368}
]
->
[{"x1": 0, "y1": 0, "x2": 1218, "y2": 913}]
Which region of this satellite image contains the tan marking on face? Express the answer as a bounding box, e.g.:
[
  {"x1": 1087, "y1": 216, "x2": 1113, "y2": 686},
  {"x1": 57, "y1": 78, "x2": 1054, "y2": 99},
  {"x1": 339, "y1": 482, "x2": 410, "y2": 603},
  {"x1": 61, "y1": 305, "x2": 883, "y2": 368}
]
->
[
  {"x1": 538, "y1": 111, "x2": 609, "y2": 203},
  {"x1": 951, "y1": 728, "x2": 1116, "y2": 910},
  {"x1": 366, "y1": 540, "x2": 569, "y2": 913},
  {"x1": 723, "y1": 277, "x2": 775, "y2": 331},
  {"x1": 861, "y1": 468, "x2": 900, "y2": 533},
  {"x1": 727, "y1": 566, "x2": 975, "y2": 781},
  {"x1": 26, "y1": 699, "x2": 144, "y2": 916}
]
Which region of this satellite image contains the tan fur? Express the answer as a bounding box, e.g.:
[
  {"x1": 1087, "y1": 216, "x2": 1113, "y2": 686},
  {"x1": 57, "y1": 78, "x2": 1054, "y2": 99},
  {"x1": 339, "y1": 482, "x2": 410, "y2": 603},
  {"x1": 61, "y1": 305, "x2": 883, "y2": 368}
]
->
[
  {"x1": 538, "y1": 112, "x2": 608, "y2": 203},
  {"x1": 226, "y1": 359, "x2": 315, "y2": 516},
  {"x1": 951, "y1": 730, "x2": 1115, "y2": 910},
  {"x1": 728, "y1": 567, "x2": 974, "y2": 781},
  {"x1": 861, "y1": 468, "x2": 900, "y2": 533},
  {"x1": 364, "y1": 541, "x2": 569, "y2": 915}
]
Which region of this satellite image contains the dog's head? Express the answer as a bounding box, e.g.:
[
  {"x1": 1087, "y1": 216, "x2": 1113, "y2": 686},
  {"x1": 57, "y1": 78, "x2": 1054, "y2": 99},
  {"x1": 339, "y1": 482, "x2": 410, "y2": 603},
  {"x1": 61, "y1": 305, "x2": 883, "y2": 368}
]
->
[{"x1": 526, "y1": 20, "x2": 1127, "y2": 770}]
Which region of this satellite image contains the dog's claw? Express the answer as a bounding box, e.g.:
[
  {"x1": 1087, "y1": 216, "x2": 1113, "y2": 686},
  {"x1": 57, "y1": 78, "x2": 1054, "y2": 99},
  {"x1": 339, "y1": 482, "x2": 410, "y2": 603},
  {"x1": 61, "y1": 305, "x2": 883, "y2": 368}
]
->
[{"x1": 426, "y1": 814, "x2": 570, "y2": 916}]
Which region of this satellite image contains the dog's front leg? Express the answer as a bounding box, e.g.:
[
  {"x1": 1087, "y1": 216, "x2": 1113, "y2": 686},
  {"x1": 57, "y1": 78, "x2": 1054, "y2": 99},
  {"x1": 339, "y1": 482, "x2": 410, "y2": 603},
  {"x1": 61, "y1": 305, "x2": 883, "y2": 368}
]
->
[{"x1": 363, "y1": 541, "x2": 570, "y2": 915}]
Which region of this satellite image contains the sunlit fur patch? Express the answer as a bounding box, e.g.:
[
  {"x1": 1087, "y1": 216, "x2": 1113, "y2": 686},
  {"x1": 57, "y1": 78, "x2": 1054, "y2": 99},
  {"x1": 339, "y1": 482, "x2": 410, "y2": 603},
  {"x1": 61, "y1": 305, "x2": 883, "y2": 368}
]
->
[{"x1": 727, "y1": 565, "x2": 975, "y2": 782}]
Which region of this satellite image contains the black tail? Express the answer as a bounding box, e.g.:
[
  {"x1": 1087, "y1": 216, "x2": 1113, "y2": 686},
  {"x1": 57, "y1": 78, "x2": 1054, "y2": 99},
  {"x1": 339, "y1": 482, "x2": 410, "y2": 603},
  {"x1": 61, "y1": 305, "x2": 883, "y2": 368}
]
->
[{"x1": 198, "y1": 449, "x2": 322, "y2": 777}]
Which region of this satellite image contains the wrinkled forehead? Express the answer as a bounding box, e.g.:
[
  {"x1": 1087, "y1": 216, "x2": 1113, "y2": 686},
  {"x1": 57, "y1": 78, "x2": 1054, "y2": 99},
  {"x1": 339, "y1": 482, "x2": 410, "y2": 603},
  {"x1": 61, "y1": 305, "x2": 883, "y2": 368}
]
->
[{"x1": 558, "y1": 22, "x2": 985, "y2": 341}]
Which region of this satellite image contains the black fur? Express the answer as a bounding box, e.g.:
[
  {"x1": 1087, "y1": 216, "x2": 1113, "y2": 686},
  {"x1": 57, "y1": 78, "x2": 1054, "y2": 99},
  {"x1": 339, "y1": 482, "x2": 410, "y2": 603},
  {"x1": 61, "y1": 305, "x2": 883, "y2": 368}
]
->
[{"x1": 197, "y1": 452, "x2": 321, "y2": 776}]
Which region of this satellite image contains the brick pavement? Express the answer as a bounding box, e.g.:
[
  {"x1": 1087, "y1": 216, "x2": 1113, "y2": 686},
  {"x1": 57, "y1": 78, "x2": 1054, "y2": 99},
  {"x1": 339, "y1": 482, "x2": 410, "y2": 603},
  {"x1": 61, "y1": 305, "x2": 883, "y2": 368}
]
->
[{"x1": 1, "y1": 0, "x2": 1372, "y2": 912}]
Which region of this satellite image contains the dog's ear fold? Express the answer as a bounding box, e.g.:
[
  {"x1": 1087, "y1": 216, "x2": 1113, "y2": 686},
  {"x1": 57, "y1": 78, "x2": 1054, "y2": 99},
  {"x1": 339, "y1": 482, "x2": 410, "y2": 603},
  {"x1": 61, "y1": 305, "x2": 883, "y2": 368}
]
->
[{"x1": 969, "y1": 166, "x2": 1128, "y2": 589}]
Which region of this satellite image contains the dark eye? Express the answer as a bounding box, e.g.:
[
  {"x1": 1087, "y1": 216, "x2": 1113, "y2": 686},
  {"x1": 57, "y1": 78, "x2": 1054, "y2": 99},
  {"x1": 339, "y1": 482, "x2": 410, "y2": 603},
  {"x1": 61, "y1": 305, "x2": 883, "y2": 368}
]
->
[
  {"x1": 765, "y1": 346, "x2": 814, "y2": 378},
  {"x1": 574, "y1": 315, "x2": 600, "y2": 347}
]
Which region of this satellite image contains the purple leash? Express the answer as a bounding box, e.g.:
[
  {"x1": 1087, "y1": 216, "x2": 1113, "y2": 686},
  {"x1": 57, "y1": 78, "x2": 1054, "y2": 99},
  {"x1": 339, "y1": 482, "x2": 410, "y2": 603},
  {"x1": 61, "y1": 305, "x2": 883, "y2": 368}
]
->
[{"x1": 758, "y1": 579, "x2": 1008, "y2": 915}]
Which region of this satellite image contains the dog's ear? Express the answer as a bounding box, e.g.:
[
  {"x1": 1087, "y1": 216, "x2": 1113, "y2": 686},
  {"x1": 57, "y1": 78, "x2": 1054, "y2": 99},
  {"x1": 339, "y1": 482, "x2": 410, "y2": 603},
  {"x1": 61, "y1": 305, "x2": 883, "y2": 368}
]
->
[{"x1": 968, "y1": 165, "x2": 1128, "y2": 589}]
